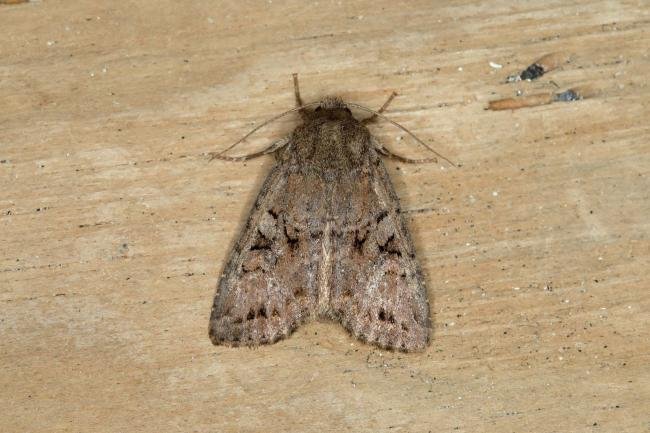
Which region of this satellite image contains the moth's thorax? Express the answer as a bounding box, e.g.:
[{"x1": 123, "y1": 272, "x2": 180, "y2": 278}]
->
[{"x1": 289, "y1": 103, "x2": 372, "y2": 174}]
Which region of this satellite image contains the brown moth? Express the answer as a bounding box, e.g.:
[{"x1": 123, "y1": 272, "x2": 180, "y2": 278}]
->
[{"x1": 208, "y1": 75, "x2": 439, "y2": 351}]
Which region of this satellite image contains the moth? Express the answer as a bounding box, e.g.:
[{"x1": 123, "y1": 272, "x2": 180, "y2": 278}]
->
[{"x1": 209, "y1": 75, "x2": 451, "y2": 351}]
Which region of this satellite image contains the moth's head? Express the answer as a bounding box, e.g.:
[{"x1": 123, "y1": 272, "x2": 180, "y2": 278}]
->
[
  {"x1": 318, "y1": 96, "x2": 347, "y2": 110},
  {"x1": 311, "y1": 96, "x2": 354, "y2": 121}
]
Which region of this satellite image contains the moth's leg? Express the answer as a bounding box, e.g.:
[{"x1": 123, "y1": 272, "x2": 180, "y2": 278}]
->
[
  {"x1": 361, "y1": 92, "x2": 398, "y2": 125},
  {"x1": 377, "y1": 146, "x2": 439, "y2": 164},
  {"x1": 372, "y1": 133, "x2": 458, "y2": 166},
  {"x1": 209, "y1": 136, "x2": 290, "y2": 162},
  {"x1": 371, "y1": 136, "x2": 439, "y2": 164},
  {"x1": 293, "y1": 73, "x2": 309, "y2": 121},
  {"x1": 292, "y1": 73, "x2": 304, "y2": 107}
]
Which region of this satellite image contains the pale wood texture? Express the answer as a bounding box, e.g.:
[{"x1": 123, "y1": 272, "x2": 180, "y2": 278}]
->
[{"x1": 2, "y1": 1, "x2": 649, "y2": 432}]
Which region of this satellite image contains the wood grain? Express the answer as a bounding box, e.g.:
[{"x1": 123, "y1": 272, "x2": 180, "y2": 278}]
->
[{"x1": 1, "y1": 1, "x2": 648, "y2": 432}]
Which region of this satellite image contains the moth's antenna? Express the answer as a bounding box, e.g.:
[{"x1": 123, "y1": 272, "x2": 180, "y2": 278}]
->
[
  {"x1": 348, "y1": 103, "x2": 458, "y2": 167},
  {"x1": 209, "y1": 102, "x2": 320, "y2": 161},
  {"x1": 209, "y1": 137, "x2": 289, "y2": 161}
]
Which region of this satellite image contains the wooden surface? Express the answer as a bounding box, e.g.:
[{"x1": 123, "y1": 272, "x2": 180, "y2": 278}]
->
[{"x1": 2, "y1": 1, "x2": 649, "y2": 432}]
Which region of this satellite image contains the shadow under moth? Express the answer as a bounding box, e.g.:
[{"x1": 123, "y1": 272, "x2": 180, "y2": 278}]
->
[{"x1": 209, "y1": 75, "x2": 452, "y2": 351}]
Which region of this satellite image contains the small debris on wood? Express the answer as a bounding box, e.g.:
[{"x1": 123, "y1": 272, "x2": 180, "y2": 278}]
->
[
  {"x1": 506, "y1": 53, "x2": 572, "y2": 82},
  {"x1": 488, "y1": 87, "x2": 585, "y2": 111},
  {"x1": 554, "y1": 89, "x2": 581, "y2": 102}
]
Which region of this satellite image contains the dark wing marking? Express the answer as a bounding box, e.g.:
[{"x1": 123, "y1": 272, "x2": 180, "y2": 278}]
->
[
  {"x1": 209, "y1": 161, "x2": 321, "y2": 346},
  {"x1": 328, "y1": 155, "x2": 430, "y2": 351}
]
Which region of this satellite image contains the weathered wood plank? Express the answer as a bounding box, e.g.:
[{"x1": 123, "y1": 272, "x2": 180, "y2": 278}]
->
[{"x1": 1, "y1": 1, "x2": 648, "y2": 432}]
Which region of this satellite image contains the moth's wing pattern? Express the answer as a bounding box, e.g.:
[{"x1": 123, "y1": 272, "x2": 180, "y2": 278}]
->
[
  {"x1": 209, "y1": 161, "x2": 320, "y2": 346},
  {"x1": 328, "y1": 155, "x2": 430, "y2": 351}
]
